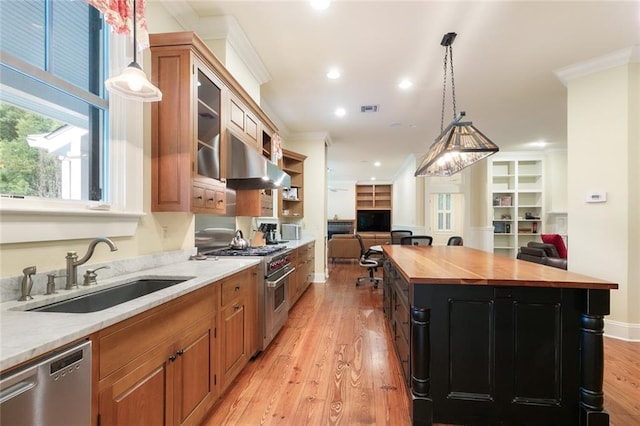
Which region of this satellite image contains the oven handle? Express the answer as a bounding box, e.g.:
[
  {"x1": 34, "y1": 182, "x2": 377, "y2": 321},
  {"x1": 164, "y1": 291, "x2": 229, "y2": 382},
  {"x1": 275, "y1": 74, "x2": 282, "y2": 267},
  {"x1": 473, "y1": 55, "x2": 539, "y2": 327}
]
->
[{"x1": 266, "y1": 266, "x2": 296, "y2": 288}]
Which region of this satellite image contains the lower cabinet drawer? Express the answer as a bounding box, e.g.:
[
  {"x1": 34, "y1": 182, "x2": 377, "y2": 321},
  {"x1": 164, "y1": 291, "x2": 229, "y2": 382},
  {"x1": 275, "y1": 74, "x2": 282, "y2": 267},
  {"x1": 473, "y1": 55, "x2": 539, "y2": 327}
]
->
[
  {"x1": 98, "y1": 285, "x2": 215, "y2": 380},
  {"x1": 221, "y1": 269, "x2": 250, "y2": 306}
]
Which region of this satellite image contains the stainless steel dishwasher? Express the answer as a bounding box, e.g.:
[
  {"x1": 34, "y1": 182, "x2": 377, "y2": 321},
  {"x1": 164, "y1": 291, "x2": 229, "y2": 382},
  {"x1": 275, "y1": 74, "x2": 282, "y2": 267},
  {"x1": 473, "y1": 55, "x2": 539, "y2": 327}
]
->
[{"x1": 0, "y1": 340, "x2": 91, "y2": 426}]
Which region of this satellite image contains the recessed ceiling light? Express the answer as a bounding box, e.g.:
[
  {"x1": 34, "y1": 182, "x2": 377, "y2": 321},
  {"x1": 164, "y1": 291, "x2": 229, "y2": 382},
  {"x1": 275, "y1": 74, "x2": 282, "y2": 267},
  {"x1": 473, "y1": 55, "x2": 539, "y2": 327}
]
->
[
  {"x1": 335, "y1": 107, "x2": 346, "y2": 117},
  {"x1": 326, "y1": 69, "x2": 340, "y2": 79},
  {"x1": 310, "y1": 0, "x2": 330, "y2": 11},
  {"x1": 398, "y1": 79, "x2": 413, "y2": 90},
  {"x1": 530, "y1": 140, "x2": 548, "y2": 148},
  {"x1": 374, "y1": 161, "x2": 381, "y2": 167},
  {"x1": 370, "y1": 177, "x2": 376, "y2": 181}
]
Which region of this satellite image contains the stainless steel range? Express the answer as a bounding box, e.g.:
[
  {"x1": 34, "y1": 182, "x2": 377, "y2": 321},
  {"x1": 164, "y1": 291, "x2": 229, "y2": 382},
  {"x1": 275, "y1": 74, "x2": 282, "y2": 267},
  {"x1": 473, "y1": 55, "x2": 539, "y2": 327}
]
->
[{"x1": 204, "y1": 245, "x2": 294, "y2": 351}]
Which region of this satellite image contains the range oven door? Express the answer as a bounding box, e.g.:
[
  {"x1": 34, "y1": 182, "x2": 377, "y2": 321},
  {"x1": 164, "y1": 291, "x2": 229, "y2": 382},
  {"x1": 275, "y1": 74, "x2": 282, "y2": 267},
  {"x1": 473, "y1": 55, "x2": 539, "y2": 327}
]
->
[{"x1": 264, "y1": 265, "x2": 295, "y2": 349}]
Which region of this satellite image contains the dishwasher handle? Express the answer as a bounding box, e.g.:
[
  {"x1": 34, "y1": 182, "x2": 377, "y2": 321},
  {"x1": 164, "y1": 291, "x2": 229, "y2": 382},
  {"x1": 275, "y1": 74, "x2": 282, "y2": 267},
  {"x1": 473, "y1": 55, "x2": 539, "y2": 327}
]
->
[{"x1": 0, "y1": 366, "x2": 37, "y2": 405}]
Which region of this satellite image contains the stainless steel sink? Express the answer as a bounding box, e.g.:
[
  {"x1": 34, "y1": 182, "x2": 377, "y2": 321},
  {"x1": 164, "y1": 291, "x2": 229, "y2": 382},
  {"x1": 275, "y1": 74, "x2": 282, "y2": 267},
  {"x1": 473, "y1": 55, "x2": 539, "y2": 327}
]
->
[{"x1": 28, "y1": 278, "x2": 188, "y2": 313}]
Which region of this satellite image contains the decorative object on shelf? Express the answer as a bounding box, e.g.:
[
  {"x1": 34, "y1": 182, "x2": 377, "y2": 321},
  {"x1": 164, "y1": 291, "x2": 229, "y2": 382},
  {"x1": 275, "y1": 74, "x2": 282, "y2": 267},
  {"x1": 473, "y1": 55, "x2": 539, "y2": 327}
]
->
[
  {"x1": 500, "y1": 195, "x2": 512, "y2": 206},
  {"x1": 103, "y1": 0, "x2": 162, "y2": 102},
  {"x1": 273, "y1": 133, "x2": 283, "y2": 162},
  {"x1": 415, "y1": 32, "x2": 498, "y2": 177}
]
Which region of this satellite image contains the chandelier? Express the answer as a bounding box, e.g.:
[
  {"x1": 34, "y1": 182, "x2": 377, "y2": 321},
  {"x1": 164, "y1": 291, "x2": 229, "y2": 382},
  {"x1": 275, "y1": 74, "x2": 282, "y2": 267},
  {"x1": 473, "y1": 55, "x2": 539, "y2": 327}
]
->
[{"x1": 415, "y1": 32, "x2": 498, "y2": 177}]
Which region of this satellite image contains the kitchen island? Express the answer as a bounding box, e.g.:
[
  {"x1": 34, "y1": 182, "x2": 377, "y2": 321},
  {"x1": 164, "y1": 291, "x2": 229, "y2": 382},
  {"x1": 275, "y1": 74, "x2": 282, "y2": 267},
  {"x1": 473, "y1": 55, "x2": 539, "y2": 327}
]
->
[{"x1": 382, "y1": 245, "x2": 618, "y2": 426}]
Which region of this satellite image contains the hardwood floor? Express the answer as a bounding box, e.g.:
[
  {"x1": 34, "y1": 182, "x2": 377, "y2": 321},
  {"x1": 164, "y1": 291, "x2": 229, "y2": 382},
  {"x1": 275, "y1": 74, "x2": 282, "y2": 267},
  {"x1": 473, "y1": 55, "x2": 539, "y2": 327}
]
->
[{"x1": 204, "y1": 262, "x2": 640, "y2": 425}]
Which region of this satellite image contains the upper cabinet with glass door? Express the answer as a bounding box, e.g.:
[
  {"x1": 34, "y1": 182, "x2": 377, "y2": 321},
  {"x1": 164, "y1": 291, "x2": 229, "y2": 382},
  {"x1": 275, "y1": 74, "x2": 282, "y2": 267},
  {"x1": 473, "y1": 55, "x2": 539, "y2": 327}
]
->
[
  {"x1": 150, "y1": 32, "x2": 228, "y2": 214},
  {"x1": 150, "y1": 31, "x2": 280, "y2": 216}
]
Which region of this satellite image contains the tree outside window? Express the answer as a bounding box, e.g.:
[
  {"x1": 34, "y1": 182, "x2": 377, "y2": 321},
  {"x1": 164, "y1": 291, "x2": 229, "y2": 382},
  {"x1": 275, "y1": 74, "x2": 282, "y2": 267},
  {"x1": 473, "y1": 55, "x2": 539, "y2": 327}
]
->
[{"x1": 0, "y1": 0, "x2": 108, "y2": 201}]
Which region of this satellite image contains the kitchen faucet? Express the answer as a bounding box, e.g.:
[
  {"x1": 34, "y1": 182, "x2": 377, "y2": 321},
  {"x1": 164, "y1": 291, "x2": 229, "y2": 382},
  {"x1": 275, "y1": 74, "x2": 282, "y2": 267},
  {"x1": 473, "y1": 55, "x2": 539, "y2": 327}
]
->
[{"x1": 65, "y1": 237, "x2": 118, "y2": 290}]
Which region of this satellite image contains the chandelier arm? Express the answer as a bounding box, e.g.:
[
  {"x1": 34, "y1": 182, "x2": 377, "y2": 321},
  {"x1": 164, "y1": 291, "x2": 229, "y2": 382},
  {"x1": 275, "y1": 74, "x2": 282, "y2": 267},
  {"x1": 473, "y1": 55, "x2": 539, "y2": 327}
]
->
[
  {"x1": 440, "y1": 47, "x2": 448, "y2": 133},
  {"x1": 132, "y1": 0, "x2": 137, "y2": 63},
  {"x1": 450, "y1": 45, "x2": 456, "y2": 120}
]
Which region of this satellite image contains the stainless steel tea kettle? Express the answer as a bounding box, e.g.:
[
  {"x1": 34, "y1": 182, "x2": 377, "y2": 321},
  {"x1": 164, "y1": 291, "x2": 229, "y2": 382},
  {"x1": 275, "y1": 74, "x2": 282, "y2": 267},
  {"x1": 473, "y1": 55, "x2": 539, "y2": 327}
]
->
[{"x1": 230, "y1": 230, "x2": 248, "y2": 250}]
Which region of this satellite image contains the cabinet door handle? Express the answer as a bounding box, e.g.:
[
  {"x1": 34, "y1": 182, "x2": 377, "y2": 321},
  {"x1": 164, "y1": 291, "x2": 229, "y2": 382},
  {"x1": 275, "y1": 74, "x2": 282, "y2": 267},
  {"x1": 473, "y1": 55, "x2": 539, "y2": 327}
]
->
[
  {"x1": 196, "y1": 195, "x2": 203, "y2": 200},
  {"x1": 176, "y1": 349, "x2": 184, "y2": 356},
  {"x1": 234, "y1": 305, "x2": 241, "y2": 311},
  {"x1": 169, "y1": 355, "x2": 177, "y2": 362},
  {"x1": 208, "y1": 197, "x2": 214, "y2": 202},
  {"x1": 235, "y1": 286, "x2": 240, "y2": 292}
]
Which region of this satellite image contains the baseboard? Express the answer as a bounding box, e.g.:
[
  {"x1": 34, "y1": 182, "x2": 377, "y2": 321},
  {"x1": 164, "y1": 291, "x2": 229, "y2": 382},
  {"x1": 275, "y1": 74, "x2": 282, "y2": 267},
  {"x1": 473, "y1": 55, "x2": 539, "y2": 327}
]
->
[
  {"x1": 604, "y1": 319, "x2": 640, "y2": 342},
  {"x1": 312, "y1": 272, "x2": 327, "y2": 283}
]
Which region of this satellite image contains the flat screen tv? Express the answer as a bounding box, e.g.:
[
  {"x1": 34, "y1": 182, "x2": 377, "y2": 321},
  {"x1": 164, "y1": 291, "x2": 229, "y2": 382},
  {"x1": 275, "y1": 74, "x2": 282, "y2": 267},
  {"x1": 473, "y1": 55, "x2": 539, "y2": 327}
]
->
[{"x1": 357, "y1": 210, "x2": 391, "y2": 232}]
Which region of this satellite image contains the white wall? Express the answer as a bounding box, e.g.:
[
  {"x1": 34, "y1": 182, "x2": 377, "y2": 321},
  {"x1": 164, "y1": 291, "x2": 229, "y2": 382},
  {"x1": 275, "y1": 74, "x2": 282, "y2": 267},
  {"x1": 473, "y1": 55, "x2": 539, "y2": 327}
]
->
[
  {"x1": 285, "y1": 134, "x2": 328, "y2": 282},
  {"x1": 327, "y1": 181, "x2": 356, "y2": 221},
  {"x1": 392, "y1": 155, "x2": 421, "y2": 230},
  {"x1": 564, "y1": 53, "x2": 639, "y2": 340}
]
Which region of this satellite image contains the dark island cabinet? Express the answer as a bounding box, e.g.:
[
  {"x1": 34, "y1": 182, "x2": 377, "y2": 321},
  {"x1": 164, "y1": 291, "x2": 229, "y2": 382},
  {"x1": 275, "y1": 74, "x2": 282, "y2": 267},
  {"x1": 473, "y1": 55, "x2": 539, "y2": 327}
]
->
[{"x1": 383, "y1": 258, "x2": 611, "y2": 426}]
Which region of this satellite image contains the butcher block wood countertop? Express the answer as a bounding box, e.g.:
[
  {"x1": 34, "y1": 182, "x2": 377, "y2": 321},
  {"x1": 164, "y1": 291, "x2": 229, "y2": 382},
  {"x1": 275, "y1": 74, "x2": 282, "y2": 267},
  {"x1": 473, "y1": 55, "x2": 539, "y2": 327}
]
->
[{"x1": 381, "y1": 245, "x2": 618, "y2": 290}]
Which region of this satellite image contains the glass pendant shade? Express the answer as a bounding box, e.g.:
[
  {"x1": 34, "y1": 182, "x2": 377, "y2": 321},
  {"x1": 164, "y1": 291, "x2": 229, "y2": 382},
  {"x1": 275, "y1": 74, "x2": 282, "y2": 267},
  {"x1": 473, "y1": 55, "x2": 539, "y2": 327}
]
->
[
  {"x1": 105, "y1": 61, "x2": 162, "y2": 102},
  {"x1": 415, "y1": 32, "x2": 498, "y2": 177},
  {"x1": 415, "y1": 118, "x2": 498, "y2": 177},
  {"x1": 104, "y1": 0, "x2": 162, "y2": 102}
]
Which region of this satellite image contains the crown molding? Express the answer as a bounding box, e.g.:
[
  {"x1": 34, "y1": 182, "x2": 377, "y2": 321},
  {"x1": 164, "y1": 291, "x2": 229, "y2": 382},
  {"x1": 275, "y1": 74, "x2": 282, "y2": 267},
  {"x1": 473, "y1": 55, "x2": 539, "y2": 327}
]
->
[
  {"x1": 196, "y1": 16, "x2": 271, "y2": 86},
  {"x1": 554, "y1": 45, "x2": 640, "y2": 86},
  {"x1": 157, "y1": 0, "x2": 271, "y2": 85}
]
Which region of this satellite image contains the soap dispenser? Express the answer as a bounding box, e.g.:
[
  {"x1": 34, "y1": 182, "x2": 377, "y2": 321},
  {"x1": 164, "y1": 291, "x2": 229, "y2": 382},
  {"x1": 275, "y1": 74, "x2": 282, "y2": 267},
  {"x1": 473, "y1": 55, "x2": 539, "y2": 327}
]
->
[{"x1": 18, "y1": 265, "x2": 37, "y2": 301}]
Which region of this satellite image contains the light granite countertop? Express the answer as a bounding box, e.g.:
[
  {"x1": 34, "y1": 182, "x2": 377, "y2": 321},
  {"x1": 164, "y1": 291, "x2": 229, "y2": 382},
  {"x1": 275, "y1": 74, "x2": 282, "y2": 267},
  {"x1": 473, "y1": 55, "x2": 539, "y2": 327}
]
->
[
  {"x1": 0, "y1": 236, "x2": 316, "y2": 373},
  {"x1": 0, "y1": 257, "x2": 261, "y2": 372}
]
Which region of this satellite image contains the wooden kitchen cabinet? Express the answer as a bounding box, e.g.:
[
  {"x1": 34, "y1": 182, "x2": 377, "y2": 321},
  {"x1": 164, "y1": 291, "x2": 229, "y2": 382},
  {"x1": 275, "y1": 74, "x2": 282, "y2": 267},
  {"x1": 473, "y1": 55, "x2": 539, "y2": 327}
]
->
[
  {"x1": 236, "y1": 189, "x2": 274, "y2": 217},
  {"x1": 98, "y1": 318, "x2": 214, "y2": 426},
  {"x1": 150, "y1": 33, "x2": 227, "y2": 214},
  {"x1": 279, "y1": 149, "x2": 306, "y2": 218},
  {"x1": 289, "y1": 242, "x2": 315, "y2": 307},
  {"x1": 96, "y1": 284, "x2": 218, "y2": 426},
  {"x1": 219, "y1": 266, "x2": 259, "y2": 388},
  {"x1": 356, "y1": 184, "x2": 392, "y2": 210},
  {"x1": 287, "y1": 249, "x2": 299, "y2": 306},
  {"x1": 227, "y1": 93, "x2": 261, "y2": 151}
]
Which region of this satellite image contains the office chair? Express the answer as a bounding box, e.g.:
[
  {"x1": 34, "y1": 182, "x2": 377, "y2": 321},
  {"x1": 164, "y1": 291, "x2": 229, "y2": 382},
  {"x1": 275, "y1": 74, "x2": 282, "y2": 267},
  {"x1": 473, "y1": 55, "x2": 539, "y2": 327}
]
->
[
  {"x1": 447, "y1": 236, "x2": 463, "y2": 246},
  {"x1": 401, "y1": 235, "x2": 433, "y2": 246},
  {"x1": 355, "y1": 234, "x2": 383, "y2": 287},
  {"x1": 390, "y1": 230, "x2": 413, "y2": 244}
]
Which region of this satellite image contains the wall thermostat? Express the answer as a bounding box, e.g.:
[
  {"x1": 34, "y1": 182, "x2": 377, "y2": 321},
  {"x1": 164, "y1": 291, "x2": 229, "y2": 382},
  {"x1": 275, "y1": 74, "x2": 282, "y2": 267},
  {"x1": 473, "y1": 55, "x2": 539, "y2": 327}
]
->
[{"x1": 586, "y1": 192, "x2": 607, "y2": 203}]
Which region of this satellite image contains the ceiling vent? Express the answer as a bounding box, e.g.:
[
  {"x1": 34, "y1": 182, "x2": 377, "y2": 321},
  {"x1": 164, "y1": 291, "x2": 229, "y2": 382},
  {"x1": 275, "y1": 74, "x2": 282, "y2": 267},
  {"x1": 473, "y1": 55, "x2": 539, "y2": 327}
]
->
[{"x1": 360, "y1": 104, "x2": 379, "y2": 113}]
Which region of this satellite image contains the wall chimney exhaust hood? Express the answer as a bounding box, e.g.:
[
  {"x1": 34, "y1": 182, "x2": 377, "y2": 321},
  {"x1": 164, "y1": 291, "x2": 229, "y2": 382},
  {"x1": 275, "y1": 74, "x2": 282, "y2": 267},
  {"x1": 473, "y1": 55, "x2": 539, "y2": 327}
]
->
[{"x1": 225, "y1": 132, "x2": 291, "y2": 190}]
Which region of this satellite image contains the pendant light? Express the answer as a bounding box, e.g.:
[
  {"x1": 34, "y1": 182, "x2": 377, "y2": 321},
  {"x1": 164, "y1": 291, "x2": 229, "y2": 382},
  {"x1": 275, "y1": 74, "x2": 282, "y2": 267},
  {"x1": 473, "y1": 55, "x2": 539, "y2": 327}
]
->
[
  {"x1": 415, "y1": 32, "x2": 498, "y2": 177},
  {"x1": 105, "y1": 0, "x2": 162, "y2": 102}
]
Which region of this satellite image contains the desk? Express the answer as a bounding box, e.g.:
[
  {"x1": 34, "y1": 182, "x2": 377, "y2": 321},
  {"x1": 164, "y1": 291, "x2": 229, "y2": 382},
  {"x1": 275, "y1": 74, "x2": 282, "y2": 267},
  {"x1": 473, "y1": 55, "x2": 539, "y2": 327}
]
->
[{"x1": 382, "y1": 245, "x2": 617, "y2": 426}]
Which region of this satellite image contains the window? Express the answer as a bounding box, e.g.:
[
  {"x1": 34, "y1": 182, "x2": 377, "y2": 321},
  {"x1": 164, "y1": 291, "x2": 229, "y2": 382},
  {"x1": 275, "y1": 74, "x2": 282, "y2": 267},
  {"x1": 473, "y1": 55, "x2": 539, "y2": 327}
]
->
[
  {"x1": 0, "y1": 0, "x2": 108, "y2": 201},
  {"x1": 0, "y1": 0, "x2": 145, "y2": 244},
  {"x1": 436, "y1": 193, "x2": 452, "y2": 231}
]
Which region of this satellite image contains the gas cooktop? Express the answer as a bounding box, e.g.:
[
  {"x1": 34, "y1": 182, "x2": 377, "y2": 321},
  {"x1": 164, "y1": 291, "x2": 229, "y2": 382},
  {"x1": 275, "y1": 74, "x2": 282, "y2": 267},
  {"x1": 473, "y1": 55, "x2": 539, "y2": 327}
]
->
[{"x1": 204, "y1": 246, "x2": 289, "y2": 257}]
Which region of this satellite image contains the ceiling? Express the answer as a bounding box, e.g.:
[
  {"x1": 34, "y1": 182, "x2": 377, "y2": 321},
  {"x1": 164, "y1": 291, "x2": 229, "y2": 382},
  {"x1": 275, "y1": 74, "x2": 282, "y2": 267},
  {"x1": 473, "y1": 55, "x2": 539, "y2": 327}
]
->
[{"x1": 159, "y1": 1, "x2": 639, "y2": 184}]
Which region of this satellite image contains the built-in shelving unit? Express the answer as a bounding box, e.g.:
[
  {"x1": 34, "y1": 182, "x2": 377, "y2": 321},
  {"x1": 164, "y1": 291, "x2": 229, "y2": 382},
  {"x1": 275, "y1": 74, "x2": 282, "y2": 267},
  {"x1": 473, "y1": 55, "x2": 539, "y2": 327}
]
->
[
  {"x1": 489, "y1": 157, "x2": 544, "y2": 257},
  {"x1": 279, "y1": 149, "x2": 306, "y2": 218},
  {"x1": 356, "y1": 184, "x2": 392, "y2": 210}
]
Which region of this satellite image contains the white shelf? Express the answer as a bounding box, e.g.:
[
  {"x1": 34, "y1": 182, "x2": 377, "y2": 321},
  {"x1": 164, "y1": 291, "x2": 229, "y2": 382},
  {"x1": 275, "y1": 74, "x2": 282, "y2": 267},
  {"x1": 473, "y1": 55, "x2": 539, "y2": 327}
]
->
[{"x1": 489, "y1": 156, "x2": 544, "y2": 258}]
